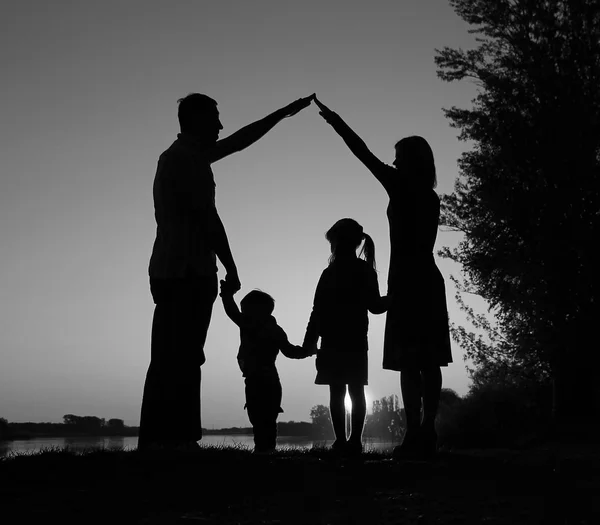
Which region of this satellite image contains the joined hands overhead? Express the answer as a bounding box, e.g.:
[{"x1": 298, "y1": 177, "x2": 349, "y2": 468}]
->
[{"x1": 282, "y1": 93, "x2": 316, "y2": 118}]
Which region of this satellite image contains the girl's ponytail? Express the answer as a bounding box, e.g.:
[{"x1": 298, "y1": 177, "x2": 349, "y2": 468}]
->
[{"x1": 360, "y1": 233, "x2": 376, "y2": 271}]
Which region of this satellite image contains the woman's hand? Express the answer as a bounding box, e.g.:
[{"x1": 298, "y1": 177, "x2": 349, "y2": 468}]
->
[
  {"x1": 313, "y1": 96, "x2": 340, "y2": 125},
  {"x1": 303, "y1": 341, "x2": 319, "y2": 356}
]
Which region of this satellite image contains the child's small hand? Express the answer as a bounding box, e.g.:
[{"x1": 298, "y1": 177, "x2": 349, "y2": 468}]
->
[{"x1": 219, "y1": 279, "x2": 234, "y2": 297}]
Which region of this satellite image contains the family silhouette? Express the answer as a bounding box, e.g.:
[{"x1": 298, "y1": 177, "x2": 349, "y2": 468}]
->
[{"x1": 139, "y1": 93, "x2": 452, "y2": 460}]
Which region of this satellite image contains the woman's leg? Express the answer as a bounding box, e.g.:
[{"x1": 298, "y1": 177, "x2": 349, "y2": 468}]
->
[
  {"x1": 420, "y1": 366, "x2": 442, "y2": 457},
  {"x1": 347, "y1": 383, "x2": 366, "y2": 446},
  {"x1": 329, "y1": 384, "x2": 347, "y2": 444},
  {"x1": 421, "y1": 366, "x2": 442, "y2": 431},
  {"x1": 393, "y1": 368, "x2": 423, "y2": 459},
  {"x1": 400, "y1": 367, "x2": 423, "y2": 436}
]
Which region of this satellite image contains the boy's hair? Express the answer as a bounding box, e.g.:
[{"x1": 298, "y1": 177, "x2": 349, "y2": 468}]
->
[{"x1": 240, "y1": 289, "x2": 275, "y2": 314}]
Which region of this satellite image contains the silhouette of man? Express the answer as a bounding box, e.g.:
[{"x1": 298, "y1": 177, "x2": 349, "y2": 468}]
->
[{"x1": 138, "y1": 93, "x2": 313, "y2": 450}]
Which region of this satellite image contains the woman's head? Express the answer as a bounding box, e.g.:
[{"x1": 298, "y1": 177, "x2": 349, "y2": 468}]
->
[
  {"x1": 393, "y1": 135, "x2": 437, "y2": 189},
  {"x1": 325, "y1": 218, "x2": 376, "y2": 270}
]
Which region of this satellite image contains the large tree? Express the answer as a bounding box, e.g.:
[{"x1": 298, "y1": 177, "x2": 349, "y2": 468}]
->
[{"x1": 435, "y1": 0, "x2": 600, "y2": 430}]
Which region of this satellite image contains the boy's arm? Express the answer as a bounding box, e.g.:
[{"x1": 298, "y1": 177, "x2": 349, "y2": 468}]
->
[
  {"x1": 278, "y1": 328, "x2": 315, "y2": 359},
  {"x1": 208, "y1": 95, "x2": 314, "y2": 163},
  {"x1": 220, "y1": 280, "x2": 242, "y2": 326}
]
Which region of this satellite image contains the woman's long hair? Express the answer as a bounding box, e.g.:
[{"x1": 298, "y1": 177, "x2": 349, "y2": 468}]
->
[
  {"x1": 325, "y1": 218, "x2": 376, "y2": 271},
  {"x1": 394, "y1": 135, "x2": 437, "y2": 189}
]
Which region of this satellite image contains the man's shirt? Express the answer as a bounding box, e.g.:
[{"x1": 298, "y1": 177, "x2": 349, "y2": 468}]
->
[{"x1": 149, "y1": 133, "x2": 218, "y2": 279}]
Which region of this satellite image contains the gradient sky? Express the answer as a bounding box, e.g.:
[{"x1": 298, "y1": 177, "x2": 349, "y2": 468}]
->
[{"x1": 1, "y1": 1, "x2": 485, "y2": 428}]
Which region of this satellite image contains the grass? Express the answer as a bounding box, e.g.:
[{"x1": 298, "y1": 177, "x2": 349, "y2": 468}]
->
[{"x1": 1, "y1": 443, "x2": 598, "y2": 524}]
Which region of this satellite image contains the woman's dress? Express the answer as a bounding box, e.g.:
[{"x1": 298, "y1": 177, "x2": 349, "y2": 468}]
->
[{"x1": 377, "y1": 168, "x2": 452, "y2": 370}]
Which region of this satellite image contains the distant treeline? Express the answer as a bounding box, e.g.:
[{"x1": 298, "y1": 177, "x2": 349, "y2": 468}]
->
[
  {"x1": 0, "y1": 417, "x2": 314, "y2": 441},
  {"x1": 0, "y1": 415, "x2": 138, "y2": 440},
  {"x1": 203, "y1": 421, "x2": 313, "y2": 437}
]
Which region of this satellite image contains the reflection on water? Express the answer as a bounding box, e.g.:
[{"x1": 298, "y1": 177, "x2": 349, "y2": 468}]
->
[{"x1": 1, "y1": 435, "x2": 395, "y2": 457}]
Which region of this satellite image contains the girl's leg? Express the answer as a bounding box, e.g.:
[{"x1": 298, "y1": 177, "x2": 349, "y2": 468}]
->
[
  {"x1": 329, "y1": 384, "x2": 347, "y2": 445},
  {"x1": 347, "y1": 383, "x2": 366, "y2": 447}
]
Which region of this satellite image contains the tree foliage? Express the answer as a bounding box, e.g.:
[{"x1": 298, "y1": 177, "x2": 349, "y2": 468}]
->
[
  {"x1": 364, "y1": 395, "x2": 405, "y2": 441},
  {"x1": 309, "y1": 404, "x2": 334, "y2": 440},
  {"x1": 435, "y1": 0, "x2": 600, "y2": 391}
]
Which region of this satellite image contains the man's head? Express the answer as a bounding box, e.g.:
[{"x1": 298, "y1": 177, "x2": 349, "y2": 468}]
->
[{"x1": 177, "y1": 93, "x2": 223, "y2": 144}]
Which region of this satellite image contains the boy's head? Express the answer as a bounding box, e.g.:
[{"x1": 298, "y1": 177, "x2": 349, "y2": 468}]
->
[{"x1": 240, "y1": 290, "x2": 275, "y2": 320}]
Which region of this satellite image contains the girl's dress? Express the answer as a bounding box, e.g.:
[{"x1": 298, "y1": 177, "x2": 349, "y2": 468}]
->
[{"x1": 303, "y1": 257, "x2": 386, "y2": 385}]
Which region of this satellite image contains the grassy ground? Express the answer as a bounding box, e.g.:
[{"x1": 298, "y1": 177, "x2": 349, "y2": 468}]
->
[{"x1": 1, "y1": 443, "x2": 598, "y2": 524}]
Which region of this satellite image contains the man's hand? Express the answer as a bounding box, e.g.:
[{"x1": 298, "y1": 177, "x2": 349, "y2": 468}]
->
[
  {"x1": 282, "y1": 94, "x2": 315, "y2": 118},
  {"x1": 224, "y1": 271, "x2": 241, "y2": 295}
]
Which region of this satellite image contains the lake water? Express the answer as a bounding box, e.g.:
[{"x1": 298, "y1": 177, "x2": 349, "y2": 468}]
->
[{"x1": 0, "y1": 435, "x2": 396, "y2": 457}]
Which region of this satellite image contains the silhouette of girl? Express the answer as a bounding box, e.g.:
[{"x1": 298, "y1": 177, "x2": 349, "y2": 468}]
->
[
  {"x1": 303, "y1": 218, "x2": 388, "y2": 455},
  {"x1": 314, "y1": 97, "x2": 452, "y2": 460}
]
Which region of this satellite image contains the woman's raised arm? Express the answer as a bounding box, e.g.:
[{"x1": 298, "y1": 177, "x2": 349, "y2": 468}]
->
[{"x1": 314, "y1": 97, "x2": 393, "y2": 188}]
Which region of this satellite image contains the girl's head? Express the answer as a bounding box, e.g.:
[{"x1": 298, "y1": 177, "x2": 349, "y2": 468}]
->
[
  {"x1": 325, "y1": 218, "x2": 376, "y2": 270},
  {"x1": 393, "y1": 135, "x2": 437, "y2": 189}
]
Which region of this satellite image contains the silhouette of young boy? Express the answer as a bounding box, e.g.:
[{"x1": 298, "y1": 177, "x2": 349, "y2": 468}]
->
[{"x1": 220, "y1": 281, "x2": 315, "y2": 454}]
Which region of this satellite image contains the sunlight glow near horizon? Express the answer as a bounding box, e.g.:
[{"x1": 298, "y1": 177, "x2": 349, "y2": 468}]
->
[{"x1": 0, "y1": 1, "x2": 482, "y2": 427}]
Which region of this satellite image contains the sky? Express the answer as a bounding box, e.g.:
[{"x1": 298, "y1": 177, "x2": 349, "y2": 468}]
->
[{"x1": 0, "y1": 0, "x2": 485, "y2": 428}]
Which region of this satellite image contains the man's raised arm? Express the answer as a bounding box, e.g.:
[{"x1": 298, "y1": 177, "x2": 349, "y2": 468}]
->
[{"x1": 208, "y1": 95, "x2": 314, "y2": 163}]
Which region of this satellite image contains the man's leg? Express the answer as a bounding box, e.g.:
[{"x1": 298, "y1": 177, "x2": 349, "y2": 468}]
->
[
  {"x1": 139, "y1": 293, "x2": 179, "y2": 449},
  {"x1": 176, "y1": 277, "x2": 217, "y2": 444},
  {"x1": 139, "y1": 277, "x2": 216, "y2": 450}
]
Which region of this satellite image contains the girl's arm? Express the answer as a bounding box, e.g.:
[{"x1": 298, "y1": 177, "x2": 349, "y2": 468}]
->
[
  {"x1": 314, "y1": 97, "x2": 395, "y2": 189},
  {"x1": 367, "y1": 270, "x2": 389, "y2": 315},
  {"x1": 302, "y1": 272, "x2": 327, "y2": 349}
]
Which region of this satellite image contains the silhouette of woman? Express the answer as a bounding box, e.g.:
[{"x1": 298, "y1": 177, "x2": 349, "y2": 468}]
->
[
  {"x1": 314, "y1": 97, "x2": 452, "y2": 460},
  {"x1": 303, "y1": 218, "x2": 388, "y2": 456}
]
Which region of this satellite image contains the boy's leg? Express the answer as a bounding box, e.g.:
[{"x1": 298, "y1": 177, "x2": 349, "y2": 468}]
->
[
  {"x1": 245, "y1": 379, "x2": 261, "y2": 449},
  {"x1": 347, "y1": 383, "x2": 366, "y2": 447},
  {"x1": 246, "y1": 376, "x2": 280, "y2": 453},
  {"x1": 329, "y1": 384, "x2": 347, "y2": 445}
]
